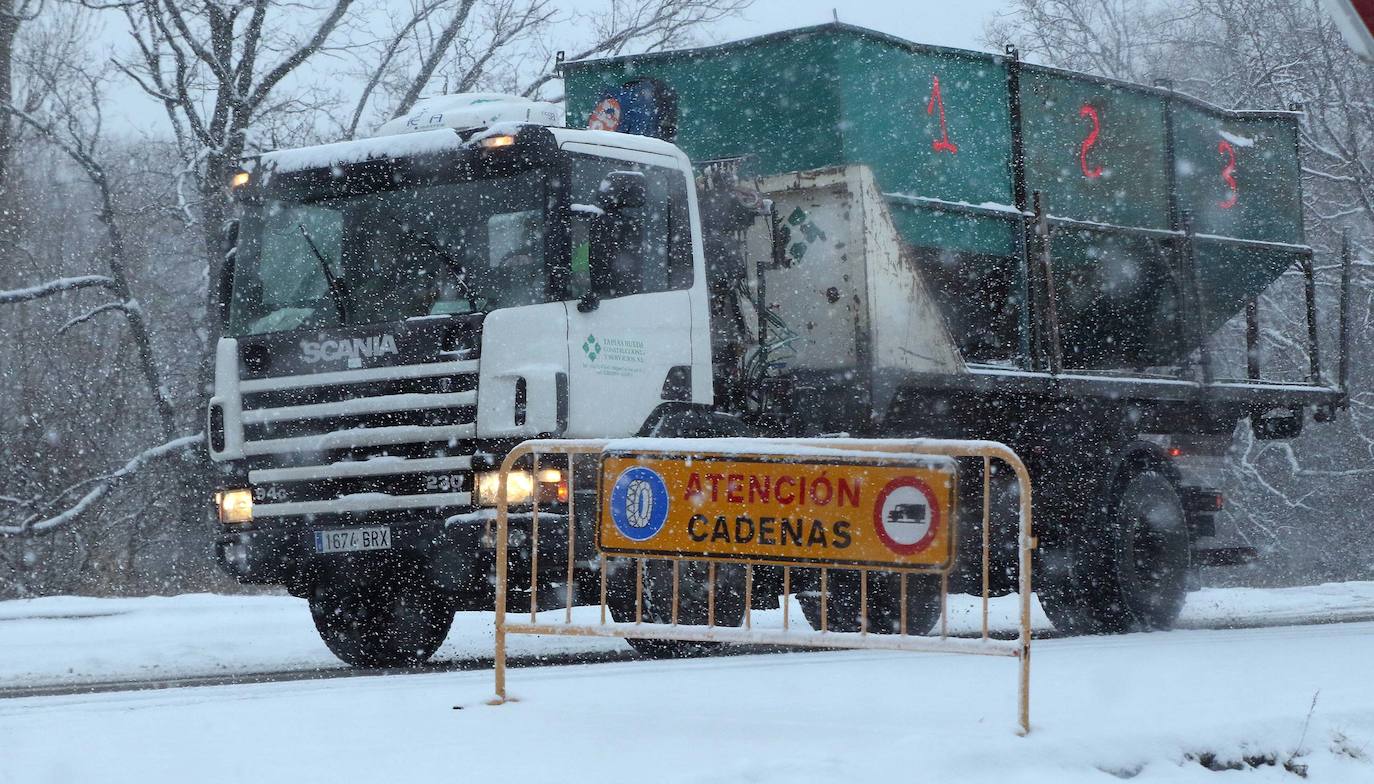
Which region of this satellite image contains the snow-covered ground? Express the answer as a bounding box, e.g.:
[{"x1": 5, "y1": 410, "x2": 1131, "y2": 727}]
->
[
  {"x1": 4, "y1": 581, "x2": 1374, "y2": 689},
  {"x1": 3, "y1": 616, "x2": 1372, "y2": 781}
]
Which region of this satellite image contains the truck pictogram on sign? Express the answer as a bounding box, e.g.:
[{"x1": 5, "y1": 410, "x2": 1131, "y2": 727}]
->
[{"x1": 873, "y1": 477, "x2": 942, "y2": 555}]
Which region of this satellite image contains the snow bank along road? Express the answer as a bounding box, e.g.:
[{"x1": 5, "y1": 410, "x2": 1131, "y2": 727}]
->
[
  {"x1": 2, "y1": 619, "x2": 1372, "y2": 782},
  {"x1": 2, "y1": 581, "x2": 1374, "y2": 695}
]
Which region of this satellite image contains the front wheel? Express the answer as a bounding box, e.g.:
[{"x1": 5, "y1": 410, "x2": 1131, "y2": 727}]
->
[{"x1": 309, "y1": 574, "x2": 454, "y2": 667}]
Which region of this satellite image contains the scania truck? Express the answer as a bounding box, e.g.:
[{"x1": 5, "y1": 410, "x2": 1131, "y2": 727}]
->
[{"x1": 209, "y1": 25, "x2": 1348, "y2": 666}]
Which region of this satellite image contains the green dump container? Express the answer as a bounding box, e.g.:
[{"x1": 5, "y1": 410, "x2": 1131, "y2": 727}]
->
[{"x1": 564, "y1": 24, "x2": 1305, "y2": 369}]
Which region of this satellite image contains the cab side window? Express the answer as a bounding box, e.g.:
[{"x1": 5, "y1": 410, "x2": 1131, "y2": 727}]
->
[{"x1": 569, "y1": 154, "x2": 692, "y2": 300}]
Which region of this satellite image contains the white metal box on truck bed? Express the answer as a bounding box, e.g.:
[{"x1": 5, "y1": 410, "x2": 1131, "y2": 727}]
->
[{"x1": 741, "y1": 165, "x2": 965, "y2": 421}]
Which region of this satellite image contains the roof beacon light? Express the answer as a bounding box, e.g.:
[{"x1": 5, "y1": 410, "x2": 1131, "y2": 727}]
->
[
  {"x1": 479, "y1": 134, "x2": 517, "y2": 149},
  {"x1": 373, "y1": 93, "x2": 564, "y2": 137}
]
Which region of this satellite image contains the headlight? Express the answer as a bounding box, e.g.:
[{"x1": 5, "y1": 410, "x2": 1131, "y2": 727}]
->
[
  {"x1": 215, "y1": 489, "x2": 254, "y2": 524},
  {"x1": 475, "y1": 469, "x2": 566, "y2": 507}
]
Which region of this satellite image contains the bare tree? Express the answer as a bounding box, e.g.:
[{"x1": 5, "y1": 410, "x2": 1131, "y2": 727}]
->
[
  {"x1": 343, "y1": 0, "x2": 751, "y2": 139},
  {"x1": 0, "y1": 0, "x2": 42, "y2": 250},
  {"x1": 116, "y1": 0, "x2": 360, "y2": 318},
  {"x1": 0, "y1": 10, "x2": 201, "y2": 562}
]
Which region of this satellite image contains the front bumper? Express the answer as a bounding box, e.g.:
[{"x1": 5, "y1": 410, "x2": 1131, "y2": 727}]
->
[{"x1": 213, "y1": 507, "x2": 577, "y2": 601}]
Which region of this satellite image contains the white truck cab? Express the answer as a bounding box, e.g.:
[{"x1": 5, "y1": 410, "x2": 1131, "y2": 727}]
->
[{"x1": 208, "y1": 94, "x2": 727, "y2": 667}]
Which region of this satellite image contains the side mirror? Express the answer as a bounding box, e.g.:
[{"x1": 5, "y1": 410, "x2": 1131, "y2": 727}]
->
[
  {"x1": 218, "y1": 219, "x2": 240, "y2": 328},
  {"x1": 578, "y1": 171, "x2": 646, "y2": 312}
]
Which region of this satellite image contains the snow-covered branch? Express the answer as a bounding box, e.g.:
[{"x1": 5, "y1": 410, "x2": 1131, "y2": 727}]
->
[
  {"x1": 0, "y1": 434, "x2": 204, "y2": 537},
  {"x1": 56, "y1": 300, "x2": 131, "y2": 334},
  {"x1": 0, "y1": 274, "x2": 113, "y2": 304}
]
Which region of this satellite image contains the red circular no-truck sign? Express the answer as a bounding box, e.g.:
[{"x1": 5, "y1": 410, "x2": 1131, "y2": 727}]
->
[{"x1": 873, "y1": 476, "x2": 942, "y2": 556}]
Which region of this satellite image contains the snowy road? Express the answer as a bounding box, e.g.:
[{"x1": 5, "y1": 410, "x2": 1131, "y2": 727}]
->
[
  {"x1": 3, "y1": 581, "x2": 1374, "y2": 694},
  {"x1": 2, "y1": 617, "x2": 1372, "y2": 782}
]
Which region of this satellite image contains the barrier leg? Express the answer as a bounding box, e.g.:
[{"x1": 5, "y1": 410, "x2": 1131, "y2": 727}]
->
[{"x1": 491, "y1": 467, "x2": 512, "y2": 705}]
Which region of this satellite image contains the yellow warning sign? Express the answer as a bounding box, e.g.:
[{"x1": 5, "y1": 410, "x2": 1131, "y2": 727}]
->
[{"x1": 597, "y1": 451, "x2": 958, "y2": 571}]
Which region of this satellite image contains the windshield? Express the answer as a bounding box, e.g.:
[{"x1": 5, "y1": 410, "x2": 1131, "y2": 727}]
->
[{"x1": 229, "y1": 167, "x2": 548, "y2": 336}]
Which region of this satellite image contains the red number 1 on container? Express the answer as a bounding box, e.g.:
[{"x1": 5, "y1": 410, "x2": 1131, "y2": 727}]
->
[{"x1": 927, "y1": 75, "x2": 958, "y2": 154}]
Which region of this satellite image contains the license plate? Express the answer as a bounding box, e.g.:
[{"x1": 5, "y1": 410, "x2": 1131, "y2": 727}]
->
[{"x1": 314, "y1": 526, "x2": 392, "y2": 554}]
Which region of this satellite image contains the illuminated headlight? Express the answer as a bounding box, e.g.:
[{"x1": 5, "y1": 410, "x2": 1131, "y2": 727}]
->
[
  {"x1": 215, "y1": 489, "x2": 254, "y2": 524},
  {"x1": 475, "y1": 469, "x2": 566, "y2": 507}
]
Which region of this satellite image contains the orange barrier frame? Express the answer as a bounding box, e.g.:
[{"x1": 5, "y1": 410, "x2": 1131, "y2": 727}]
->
[{"x1": 490, "y1": 437, "x2": 1035, "y2": 734}]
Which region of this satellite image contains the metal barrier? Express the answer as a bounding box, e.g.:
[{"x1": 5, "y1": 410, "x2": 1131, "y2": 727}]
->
[{"x1": 490, "y1": 437, "x2": 1035, "y2": 734}]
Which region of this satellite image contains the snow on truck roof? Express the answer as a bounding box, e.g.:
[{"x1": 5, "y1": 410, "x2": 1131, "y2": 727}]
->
[
  {"x1": 257, "y1": 128, "x2": 470, "y2": 177},
  {"x1": 254, "y1": 92, "x2": 687, "y2": 177}
]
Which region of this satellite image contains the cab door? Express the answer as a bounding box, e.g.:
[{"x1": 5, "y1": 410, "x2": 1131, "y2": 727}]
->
[{"x1": 561, "y1": 145, "x2": 703, "y2": 437}]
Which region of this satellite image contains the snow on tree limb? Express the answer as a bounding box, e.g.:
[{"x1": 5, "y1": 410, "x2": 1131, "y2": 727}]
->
[
  {"x1": 0, "y1": 275, "x2": 114, "y2": 305},
  {"x1": 56, "y1": 301, "x2": 132, "y2": 334},
  {"x1": 0, "y1": 434, "x2": 205, "y2": 537}
]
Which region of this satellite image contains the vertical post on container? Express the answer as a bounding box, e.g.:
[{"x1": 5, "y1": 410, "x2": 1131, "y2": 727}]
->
[
  {"x1": 1155, "y1": 78, "x2": 1182, "y2": 233},
  {"x1": 1339, "y1": 232, "x2": 1353, "y2": 402},
  {"x1": 1005, "y1": 45, "x2": 1028, "y2": 215},
  {"x1": 1245, "y1": 299, "x2": 1261, "y2": 380},
  {"x1": 1180, "y1": 212, "x2": 1213, "y2": 388},
  {"x1": 1005, "y1": 44, "x2": 1037, "y2": 370},
  {"x1": 1033, "y1": 191, "x2": 1063, "y2": 374},
  {"x1": 1302, "y1": 257, "x2": 1322, "y2": 385}
]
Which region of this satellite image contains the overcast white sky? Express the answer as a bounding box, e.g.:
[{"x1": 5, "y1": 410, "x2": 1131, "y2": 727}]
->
[{"x1": 102, "y1": 1, "x2": 1012, "y2": 140}]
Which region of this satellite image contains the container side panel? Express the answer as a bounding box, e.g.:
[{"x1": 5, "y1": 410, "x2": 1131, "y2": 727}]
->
[
  {"x1": 836, "y1": 37, "x2": 1015, "y2": 257},
  {"x1": 888, "y1": 205, "x2": 1018, "y2": 258},
  {"x1": 1173, "y1": 108, "x2": 1303, "y2": 245},
  {"x1": 1020, "y1": 69, "x2": 1171, "y2": 230},
  {"x1": 563, "y1": 35, "x2": 845, "y2": 177},
  {"x1": 835, "y1": 38, "x2": 1014, "y2": 208}
]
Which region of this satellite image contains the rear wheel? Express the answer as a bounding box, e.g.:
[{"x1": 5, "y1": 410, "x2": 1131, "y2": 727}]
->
[
  {"x1": 799, "y1": 569, "x2": 942, "y2": 635},
  {"x1": 309, "y1": 573, "x2": 454, "y2": 667},
  {"x1": 1038, "y1": 469, "x2": 1190, "y2": 634},
  {"x1": 607, "y1": 559, "x2": 747, "y2": 658}
]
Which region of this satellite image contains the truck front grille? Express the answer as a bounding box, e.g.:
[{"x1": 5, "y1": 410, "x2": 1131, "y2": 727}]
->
[{"x1": 228, "y1": 359, "x2": 480, "y2": 519}]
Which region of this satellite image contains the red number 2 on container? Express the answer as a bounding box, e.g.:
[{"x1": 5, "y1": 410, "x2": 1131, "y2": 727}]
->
[
  {"x1": 1217, "y1": 139, "x2": 1238, "y2": 209},
  {"x1": 927, "y1": 75, "x2": 958, "y2": 154},
  {"x1": 1079, "y1": 104, "x2": 1103, "y2": 179}
]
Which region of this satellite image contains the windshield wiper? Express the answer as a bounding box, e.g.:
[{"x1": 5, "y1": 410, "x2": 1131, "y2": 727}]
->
[
  {"x1": 389, "y1": 217, "x2": 487, "y2": 312},
  {"x1": 297, "y1": 223, "x2": 348, "y2": 323}
]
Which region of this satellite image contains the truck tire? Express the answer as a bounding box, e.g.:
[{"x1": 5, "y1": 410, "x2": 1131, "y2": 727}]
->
[
  {"x1": 798, "y1": 570, "x2": 942, "y2": 635},
  {"x1": 1038, "y1": 470, "x2": 1189, "y2": 634},
  {"x1": 607, "y1": 559, "x2": 747, "y2": 658},
  {"x1": 309, "y1": 574, "x2": 454, "y2": 667}
]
